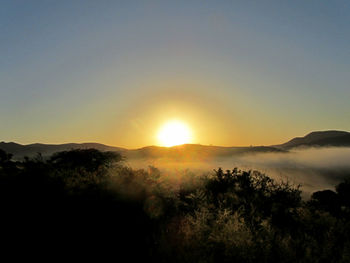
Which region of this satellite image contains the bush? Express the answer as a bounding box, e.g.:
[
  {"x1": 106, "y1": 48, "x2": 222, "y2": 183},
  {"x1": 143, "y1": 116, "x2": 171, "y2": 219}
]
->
[{"x1": 0, "y1": 149, "x2": 350, "y2": 262}]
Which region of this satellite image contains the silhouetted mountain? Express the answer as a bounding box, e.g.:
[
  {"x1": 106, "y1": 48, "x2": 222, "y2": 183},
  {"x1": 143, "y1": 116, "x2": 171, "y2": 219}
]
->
[
  {"x1": 278, "y1": 130, "x2": 350, "y2": 149},
  {"x1": 0, "y1": 141, "x2": 284, "y2": 161},
  {"x1": 2, "y1": 130, "x2": 350, "y2": 161},
  {"x1": 125, "y1": 144, "x2": 285, "y2": 161},
  {"x1": 0, "y1": 142, "x2": 126, "y2": 159}
]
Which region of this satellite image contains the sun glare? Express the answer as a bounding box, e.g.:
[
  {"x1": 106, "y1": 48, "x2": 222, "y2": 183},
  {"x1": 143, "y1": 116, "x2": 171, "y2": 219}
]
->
[{"x1": 157, "y1": 120, "x2": 192, "y2": 147}]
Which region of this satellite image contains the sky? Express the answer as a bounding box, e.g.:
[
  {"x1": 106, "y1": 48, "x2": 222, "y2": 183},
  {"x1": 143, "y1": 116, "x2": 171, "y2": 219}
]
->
[{"x1": 1, "y1": 0, "x2": 350, "y2": 148}]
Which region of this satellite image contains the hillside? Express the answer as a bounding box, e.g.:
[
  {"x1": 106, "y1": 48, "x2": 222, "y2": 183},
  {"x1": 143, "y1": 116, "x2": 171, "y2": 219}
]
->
[
  {"x1": 0, "y1": 142, "x2": 126, "y2": 159},
  {"x1": 2, "y1": 130, "x2": 350, "y2": 160},
  {"x1": 0, "y1": 141, "x2": 284, "y2": 161},
  {"x1": 278, "y1": 130, "x2": 350, "y2": 149},
  {"x1": 125, "y1": 144, "x2": 285, "y2": 161}
]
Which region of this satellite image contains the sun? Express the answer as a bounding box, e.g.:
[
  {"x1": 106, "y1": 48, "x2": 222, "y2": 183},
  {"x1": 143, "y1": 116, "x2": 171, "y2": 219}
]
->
[{"x1": 157, "y1": 120, "x2": 192, "y2": 147}]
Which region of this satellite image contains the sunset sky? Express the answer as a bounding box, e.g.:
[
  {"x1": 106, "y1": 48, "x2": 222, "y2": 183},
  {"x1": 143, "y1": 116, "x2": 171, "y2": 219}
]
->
[{"x1": 1, "y1": 1, "x2": 350, "y2": 148}]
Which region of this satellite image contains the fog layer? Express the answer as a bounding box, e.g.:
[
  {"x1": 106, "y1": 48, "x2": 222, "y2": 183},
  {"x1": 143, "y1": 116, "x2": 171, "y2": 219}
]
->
[{"x1": 127, "y1": 147, "x2": 350, "y2": 197}]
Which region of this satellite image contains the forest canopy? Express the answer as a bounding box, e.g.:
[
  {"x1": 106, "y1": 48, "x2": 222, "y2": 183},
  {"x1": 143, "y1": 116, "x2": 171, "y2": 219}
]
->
[{"x1": 0, "y1": 148, "x2": 349, "y2": 262}]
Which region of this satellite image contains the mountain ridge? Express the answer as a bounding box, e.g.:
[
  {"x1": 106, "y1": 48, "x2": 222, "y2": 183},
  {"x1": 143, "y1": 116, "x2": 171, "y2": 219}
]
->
[
  {"x1": 277, "y1": 130, "x2": 350, "y2": 149},
  {"x1": 0, "y1": 142, "x2": 127, "y2": 159},
  {"x1": 1, "y1": 130, "x2": 350, "y2": 160}
]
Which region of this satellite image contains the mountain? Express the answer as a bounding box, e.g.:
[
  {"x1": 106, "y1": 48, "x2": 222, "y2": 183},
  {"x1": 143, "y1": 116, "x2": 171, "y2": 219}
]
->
[
  {"x1": 0, "y1": 141, "x2": 283, "y2": 161},
  {"x1": 125, "y1": 144, "x2": 284, "y2": 161},
  {"x1": 277, "y1": 130, "x2": 350, "y2": 149},
  {"x1": 2, "y1": 130, "x2": 350, "y2": 160},
  {"x1": 0, "y1": 142, "x2": 126, "y2": 159}
]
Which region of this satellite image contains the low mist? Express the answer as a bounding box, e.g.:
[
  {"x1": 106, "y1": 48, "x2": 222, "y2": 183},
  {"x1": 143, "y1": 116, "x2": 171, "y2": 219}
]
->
[{"x1": 126, "y1": 147, "x2": 350, "y2": 197}]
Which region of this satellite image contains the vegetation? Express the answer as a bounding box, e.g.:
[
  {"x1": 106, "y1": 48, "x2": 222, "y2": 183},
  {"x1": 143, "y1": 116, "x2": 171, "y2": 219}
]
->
[{"x1": 1, "y1": 148, "x2": 350, "y2": 262}]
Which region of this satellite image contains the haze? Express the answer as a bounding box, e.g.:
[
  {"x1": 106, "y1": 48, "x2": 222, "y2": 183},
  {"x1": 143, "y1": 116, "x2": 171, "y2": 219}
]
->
[{"x1": 126, "y1": 146, "x2": 350, "y2": 197}]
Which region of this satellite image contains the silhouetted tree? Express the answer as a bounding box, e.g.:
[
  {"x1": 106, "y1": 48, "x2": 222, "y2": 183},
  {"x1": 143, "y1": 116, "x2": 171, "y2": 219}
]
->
[
  {"x1": 336, "y1": 178, "x2": 350, "y2": 208},
  {"x1": 49, "y1": 148, "x2": 122, "y2": 172},
  {"x1": 1, "y1": 147, "x2": 350, "y2": 262}
]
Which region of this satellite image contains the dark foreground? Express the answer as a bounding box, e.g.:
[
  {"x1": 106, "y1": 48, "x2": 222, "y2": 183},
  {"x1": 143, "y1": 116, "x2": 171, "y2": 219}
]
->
[{"x1": 1, "y1": 148, "x2": 350, "y2": 262}]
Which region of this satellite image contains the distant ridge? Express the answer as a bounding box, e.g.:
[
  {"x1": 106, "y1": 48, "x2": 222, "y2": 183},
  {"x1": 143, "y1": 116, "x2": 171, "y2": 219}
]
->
[
  {"x1": 0, "y1": 142, "x2": 126, "y2": 159},
  {"x1": 1, "y1": 130, "x2": 350, "y2": 160},
  {"x1": 277, "y1": 130, "x2": 350, "y2": 149},
  {"x1": 125, "y1": 144, "x2": 285, "y2": 161},
  {"x1": 0, "y1": 141, "x2": 284, "y2": 160}
]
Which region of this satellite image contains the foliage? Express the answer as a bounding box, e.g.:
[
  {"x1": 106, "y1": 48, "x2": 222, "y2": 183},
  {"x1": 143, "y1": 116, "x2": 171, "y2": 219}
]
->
[{"x1": 0, "y1": 148, "x2": 350, "y2": 262}]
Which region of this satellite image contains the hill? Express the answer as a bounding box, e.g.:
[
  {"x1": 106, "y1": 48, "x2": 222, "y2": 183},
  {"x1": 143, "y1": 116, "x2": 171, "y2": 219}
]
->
[
  {"x1": 0, "y1": 142, "x2": 126, "y2": 159},
  {"x1": 277, "y1": 130, "x2": 350, "y2": 149},
  {"x1": 0, "y1": 141, "x2": 284, "y2": 161},
  {"x1": 125, "y1": 144, "x2": 285, "y2": 161},
  {"x1": 2, "y1": 130, "x2": 350, "y2": 160}
]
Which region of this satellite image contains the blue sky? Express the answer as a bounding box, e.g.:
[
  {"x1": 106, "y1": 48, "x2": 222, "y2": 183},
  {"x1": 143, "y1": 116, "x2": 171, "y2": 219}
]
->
[{"x1": 1, "y1": 1, "x2": 350, "y2": 147}]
